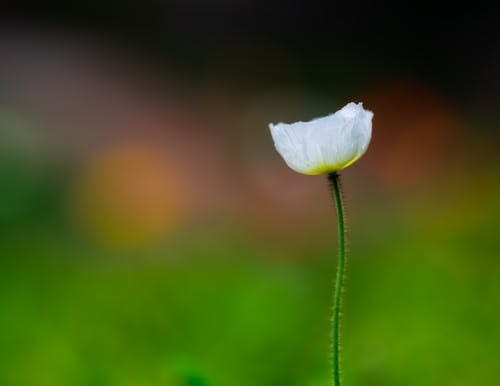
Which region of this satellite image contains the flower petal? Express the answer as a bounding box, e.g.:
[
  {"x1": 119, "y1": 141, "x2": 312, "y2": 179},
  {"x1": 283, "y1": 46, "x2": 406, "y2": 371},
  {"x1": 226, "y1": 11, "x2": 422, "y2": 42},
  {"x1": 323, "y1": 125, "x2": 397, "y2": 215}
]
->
[{"x1": 269, "y1": 102, "x2": 373, "y2": 175}]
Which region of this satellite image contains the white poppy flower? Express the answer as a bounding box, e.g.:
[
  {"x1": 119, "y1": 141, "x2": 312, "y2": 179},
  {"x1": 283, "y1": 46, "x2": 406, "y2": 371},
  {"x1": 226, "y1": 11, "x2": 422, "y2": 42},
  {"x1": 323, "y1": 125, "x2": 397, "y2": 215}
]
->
[{"x1": 269, "y1": 102, "x2": 373, "y2": 175}]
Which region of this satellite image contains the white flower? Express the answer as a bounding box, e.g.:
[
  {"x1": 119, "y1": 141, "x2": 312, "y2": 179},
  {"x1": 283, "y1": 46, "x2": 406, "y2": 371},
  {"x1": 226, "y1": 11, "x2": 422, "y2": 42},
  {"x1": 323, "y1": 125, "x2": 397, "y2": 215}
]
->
[{"x1": 269, "y1": 102, "x2": 373, "y2": 175}]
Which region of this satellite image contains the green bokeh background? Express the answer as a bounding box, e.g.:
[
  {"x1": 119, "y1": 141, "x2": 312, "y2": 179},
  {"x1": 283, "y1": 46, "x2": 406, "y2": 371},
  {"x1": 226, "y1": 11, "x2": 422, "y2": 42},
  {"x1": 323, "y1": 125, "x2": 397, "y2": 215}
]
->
[{"x1": 0, "y1": 137, "x2": 499, "y2": 386}]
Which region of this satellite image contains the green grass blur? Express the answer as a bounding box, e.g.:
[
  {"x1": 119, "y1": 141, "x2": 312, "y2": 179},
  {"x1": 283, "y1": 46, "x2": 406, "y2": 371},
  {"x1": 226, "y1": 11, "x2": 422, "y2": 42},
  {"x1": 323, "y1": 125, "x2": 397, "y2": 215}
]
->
[{"x1": 0, "y1": 147, "x2": 499, "y2": 386}]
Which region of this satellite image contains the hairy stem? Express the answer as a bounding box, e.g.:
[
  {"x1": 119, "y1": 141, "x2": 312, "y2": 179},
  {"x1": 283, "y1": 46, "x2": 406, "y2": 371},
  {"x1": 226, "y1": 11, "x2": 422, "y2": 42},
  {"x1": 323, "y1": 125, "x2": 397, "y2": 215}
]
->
[{"x1": 328, "y1": 172, "x2": 346, "y2": 386}]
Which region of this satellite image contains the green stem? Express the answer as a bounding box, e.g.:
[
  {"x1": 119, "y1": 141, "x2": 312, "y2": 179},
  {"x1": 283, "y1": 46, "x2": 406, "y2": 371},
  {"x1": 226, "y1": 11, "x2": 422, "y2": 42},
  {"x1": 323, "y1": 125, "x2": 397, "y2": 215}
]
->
[{"x1": 328, "y1": 172, "x2": 346, "y2": 386}]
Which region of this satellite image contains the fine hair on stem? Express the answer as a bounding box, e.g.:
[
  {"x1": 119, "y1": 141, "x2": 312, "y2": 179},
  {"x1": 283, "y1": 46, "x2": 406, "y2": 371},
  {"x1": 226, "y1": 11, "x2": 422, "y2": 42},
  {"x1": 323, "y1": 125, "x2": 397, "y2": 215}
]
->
[{"x1": 327, "y1": 172, "x2": 346, "y2": 386}]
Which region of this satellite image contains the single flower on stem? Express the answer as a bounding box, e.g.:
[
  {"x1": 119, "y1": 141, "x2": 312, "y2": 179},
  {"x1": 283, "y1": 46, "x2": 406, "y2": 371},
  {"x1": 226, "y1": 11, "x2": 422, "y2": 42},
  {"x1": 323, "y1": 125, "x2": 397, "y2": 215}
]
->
[{"x1": 269, "y1": 102, "x2": 373, "y2": 386}]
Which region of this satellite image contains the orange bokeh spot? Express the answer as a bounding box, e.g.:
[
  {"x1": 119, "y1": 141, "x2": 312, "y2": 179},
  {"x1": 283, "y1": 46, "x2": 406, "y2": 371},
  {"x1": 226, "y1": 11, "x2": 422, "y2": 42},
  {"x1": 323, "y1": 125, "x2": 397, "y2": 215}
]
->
[
  {"x1": 363, "y1": 78, "x2": 460, "y2": 190},
  {"x1": 72, "y1": 142, "x2": 185, "y2": 248}
]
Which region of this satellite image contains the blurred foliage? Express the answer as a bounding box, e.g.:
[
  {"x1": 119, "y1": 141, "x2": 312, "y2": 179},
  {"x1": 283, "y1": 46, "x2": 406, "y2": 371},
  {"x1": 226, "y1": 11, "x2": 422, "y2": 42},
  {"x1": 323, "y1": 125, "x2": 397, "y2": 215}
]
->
[{"x1": 0, "y1": 164, "x2": 499, "y2": 386}]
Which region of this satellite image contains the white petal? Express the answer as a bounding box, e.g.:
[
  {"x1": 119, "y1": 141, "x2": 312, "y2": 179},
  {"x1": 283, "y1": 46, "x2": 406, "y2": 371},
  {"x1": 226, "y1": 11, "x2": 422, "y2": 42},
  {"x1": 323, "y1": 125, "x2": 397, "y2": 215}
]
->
[{"x1": 269, "y1": 102, "x2": 373, "y2": 175}]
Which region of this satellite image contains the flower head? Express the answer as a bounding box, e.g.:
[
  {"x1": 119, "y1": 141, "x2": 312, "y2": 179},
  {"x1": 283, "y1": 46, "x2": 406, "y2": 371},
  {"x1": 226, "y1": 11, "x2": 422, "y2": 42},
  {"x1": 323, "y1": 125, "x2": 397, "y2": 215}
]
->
[{"x1": 269, "y1": 102, "x2": 373, "y2": 175}]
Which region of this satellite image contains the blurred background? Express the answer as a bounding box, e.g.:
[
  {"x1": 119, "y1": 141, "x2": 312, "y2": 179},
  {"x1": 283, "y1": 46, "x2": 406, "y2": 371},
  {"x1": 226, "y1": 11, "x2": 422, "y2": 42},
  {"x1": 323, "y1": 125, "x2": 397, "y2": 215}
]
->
[{"x1": 0, "y1": 1, "x2": 499, "y2": 385}]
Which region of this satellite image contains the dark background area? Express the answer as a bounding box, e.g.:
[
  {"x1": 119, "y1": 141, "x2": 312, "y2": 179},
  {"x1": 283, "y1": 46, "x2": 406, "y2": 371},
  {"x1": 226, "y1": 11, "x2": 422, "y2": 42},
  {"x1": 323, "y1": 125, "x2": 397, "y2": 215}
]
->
[{"x1": 2, "y1": 1, "x2": 499, "y2": 101}]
